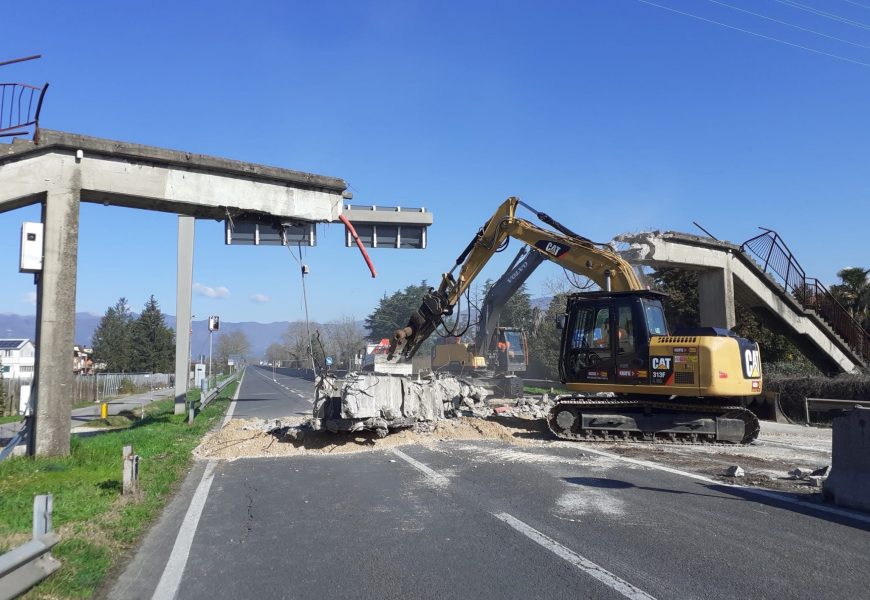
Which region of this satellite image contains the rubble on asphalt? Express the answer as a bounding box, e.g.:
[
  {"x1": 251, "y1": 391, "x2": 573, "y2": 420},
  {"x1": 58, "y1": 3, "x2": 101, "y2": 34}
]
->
[
  {"x1": 725, "y1": 465, "x2": 745, "y2": 477},
  {"x1": 313, "y1": 372, "x2": 495, "y2": 434}
]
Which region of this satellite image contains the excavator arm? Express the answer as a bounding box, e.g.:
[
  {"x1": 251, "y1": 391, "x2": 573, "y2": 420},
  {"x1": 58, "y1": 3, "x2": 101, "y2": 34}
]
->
[{"x1": 388, "y1": 197, "x2": 642, "y2": 360}]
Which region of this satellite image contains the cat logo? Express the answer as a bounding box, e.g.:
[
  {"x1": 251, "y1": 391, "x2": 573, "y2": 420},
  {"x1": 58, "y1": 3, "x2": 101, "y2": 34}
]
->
[
  {"x1": 743, "y1": 348, "x2": 761, "y2": 378},
  {"x1": 651, "y1": 357, "x2": 672, "y2": 370},
  {"x1": 534, "y1": 240, "x2": 569, "y2": 258}
]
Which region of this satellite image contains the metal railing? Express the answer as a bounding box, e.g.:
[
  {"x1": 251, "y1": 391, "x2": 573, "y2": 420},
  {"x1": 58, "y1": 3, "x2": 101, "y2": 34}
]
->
[
  {"x1": 0, "y1": 494, "x2": 60, "y2": 599},
  {"x1": 0, "y1": 82, "x2": 48, "y2": 141},
  {"x1": 741, "y1": 228, "x2": 870, "y2": 363}
]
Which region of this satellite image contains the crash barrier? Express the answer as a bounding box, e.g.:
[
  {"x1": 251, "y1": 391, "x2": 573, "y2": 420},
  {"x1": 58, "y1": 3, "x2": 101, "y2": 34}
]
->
[
  {"x1": 805, "y1": 397, "x2": 870, "y2": 424},
  {"x1": 283, "y1": 368, "x2": 316, "y2": 381},
  {"x1": 823, "y1": 406, "x2": 870, "y2": 511},
  {"x1": 0, "y1": 494, "x2": 60, "y2": 600},
  {"x1": 188, "y1": 370, "x2": 243, "y2": 424}
]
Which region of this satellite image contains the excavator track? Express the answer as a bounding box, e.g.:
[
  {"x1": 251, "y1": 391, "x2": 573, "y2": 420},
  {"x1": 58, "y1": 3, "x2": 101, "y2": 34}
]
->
[{"x1": 547, "y1": 397, "x2": 760, "y2": 445}]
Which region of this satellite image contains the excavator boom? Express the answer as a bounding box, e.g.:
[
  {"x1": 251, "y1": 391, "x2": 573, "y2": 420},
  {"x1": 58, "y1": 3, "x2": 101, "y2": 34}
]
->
[{"x1": 389, "y1": 197, "x2": 641, "y2": 360}]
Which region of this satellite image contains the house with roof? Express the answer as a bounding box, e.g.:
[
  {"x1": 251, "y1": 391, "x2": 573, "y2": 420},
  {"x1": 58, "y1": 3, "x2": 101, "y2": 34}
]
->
[{"x1": 0, "y1": 339, "x2": 35, "y2": 381}]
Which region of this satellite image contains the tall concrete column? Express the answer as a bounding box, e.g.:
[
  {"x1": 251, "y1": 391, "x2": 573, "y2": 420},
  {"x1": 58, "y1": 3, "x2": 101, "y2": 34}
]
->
[
  {"x1": 698, "y1": 261, "x2": 736, "y2": 330},
  {"x1": 174, "y1": 216, "x2": 195, "y2": 415},
  {"x1": 31, "y1": 187, "x2": 80, "y2": 457}
]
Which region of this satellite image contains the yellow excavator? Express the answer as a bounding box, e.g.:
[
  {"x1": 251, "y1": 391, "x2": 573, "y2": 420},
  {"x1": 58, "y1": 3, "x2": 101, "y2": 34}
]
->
[{"x1": 388, "y1": 197, "x2": 763, "y2": 444}]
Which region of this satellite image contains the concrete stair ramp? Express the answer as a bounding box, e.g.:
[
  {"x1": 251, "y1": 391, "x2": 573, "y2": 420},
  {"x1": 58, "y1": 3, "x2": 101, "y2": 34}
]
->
[{"x1": 618, "y1": 231, "x2": 868, "y2": 374}]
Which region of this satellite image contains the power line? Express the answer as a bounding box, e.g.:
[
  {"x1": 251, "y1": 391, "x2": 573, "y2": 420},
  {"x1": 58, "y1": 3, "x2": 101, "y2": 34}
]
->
[
  {"x1": 774, "y1": 0, "x2": 870, "y2": 31},
  {"x1": 706, "y1": 0, "x2": 870, "y2": 50},
  {"x1": 841, "y1": 0, "x2": 870, "y2": 10},
  {"x1": 634, "y1": 0, "x2": 870, "y2": 69}
]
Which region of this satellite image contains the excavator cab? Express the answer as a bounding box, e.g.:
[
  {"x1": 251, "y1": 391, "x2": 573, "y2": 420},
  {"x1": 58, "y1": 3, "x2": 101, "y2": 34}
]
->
[
  {"x1": 493, "y1": 327, "x2": 528, "y2": 374},
  {"x1": 560, "y1": 291, "x2": 669, "y2": 386}
]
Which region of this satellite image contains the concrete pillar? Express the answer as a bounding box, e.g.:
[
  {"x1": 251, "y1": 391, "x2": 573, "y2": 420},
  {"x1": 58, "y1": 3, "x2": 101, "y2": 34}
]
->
[
  {"x1": 31, "y1": 188, "x2": 80, "y2": 457},
  {"x1": 698, "y1": 261, "x2": 736, "y2": 330},
  {"x1": 174, "y1": 216, "x2": 195, "y2": 415}
]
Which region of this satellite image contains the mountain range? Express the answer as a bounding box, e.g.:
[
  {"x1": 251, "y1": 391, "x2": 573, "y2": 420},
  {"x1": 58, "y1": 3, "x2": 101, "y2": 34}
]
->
[
  {"x1": 0, "y1": 296, "x2": 554, "y2": 359},
  {"x1": 0, "y1": 312, "x2": 290, "y2": 359}
]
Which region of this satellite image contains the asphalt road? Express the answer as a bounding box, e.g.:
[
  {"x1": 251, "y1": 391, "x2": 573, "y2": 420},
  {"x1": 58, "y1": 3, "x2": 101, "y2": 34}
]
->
[
  {"x1": 111, "y1": 368, "x2": 870, "y2": 600},
  {"x1": 230, "y1": 365, "x2": 315, "y2": 420}
]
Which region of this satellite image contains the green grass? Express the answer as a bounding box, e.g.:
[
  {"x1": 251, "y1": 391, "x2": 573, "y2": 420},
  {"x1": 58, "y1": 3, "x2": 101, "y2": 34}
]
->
[
  {"x1": 0, "y1": 382, "x2": 235, "y2": 599},
  {"x1": 0, "y1": 414, "x2": 22, "y2": 425},
  {"x1": 524, "y1": 385, "x2": 570, "y2": 395}
]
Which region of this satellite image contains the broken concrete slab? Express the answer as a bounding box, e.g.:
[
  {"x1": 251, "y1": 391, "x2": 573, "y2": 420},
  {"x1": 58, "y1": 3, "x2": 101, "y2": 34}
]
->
[
  {"x1": 725, "y1": 465, "x2": 745, "y2": 477},
  {"x1": 312, "y1": 372, "x2": 492, "y2": 434}
]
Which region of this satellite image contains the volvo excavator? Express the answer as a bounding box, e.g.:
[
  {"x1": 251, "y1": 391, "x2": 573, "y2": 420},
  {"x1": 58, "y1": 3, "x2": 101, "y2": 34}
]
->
[
  {"x1": 388, "y1": 197, "x2": 763, "y2": 444},
  {"x1": 431, "y1": 246, "x2": 545, "y2": 396}
]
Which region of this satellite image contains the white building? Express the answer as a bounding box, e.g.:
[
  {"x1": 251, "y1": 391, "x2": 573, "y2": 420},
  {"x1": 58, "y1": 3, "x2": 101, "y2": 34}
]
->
[{"x1": 0, "y1": 339, "x2": 35, "y2": 381}]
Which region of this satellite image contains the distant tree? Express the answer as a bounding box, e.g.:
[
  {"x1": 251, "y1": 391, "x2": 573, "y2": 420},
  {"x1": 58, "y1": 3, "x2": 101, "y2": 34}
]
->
[
  {"x1": 216, "y1": 330, "x2": 251, "y2": 373},
  {"x1": 0, "y1": 371, "x2": 7, "y2": 416},
  {"x1": 326, "y1": 315, "x2": 366, "y2": 369},
  {"x1": 831, "y1": 267, "x2": 870, "y2": 331},
  {"x1": 526, "y1": 293, "x2": 568, "y2": 379},
  {"x1": 92, "y1": 298, "x2": 134, "y2": 372},
  {"x1": 283, "y1": 321, "x2": 313, "y2": 368},
  {"x1": 264, "y1": 342, "x2": 288, "y2": 366},
  {"x1": 130, "y1": 295, "x2": 175, "y2": 373},
  {"x1": 365, "y1": 282, "x2": 431, "y2": 342},
  {"x1": 482, "y1": 280, "x2": 534, "y2": 332}
]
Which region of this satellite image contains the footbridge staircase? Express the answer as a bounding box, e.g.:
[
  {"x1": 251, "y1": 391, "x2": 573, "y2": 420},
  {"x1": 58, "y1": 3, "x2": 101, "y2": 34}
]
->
[{"x1": 620, "y1": 229, "x2": 869, "y2": 374}]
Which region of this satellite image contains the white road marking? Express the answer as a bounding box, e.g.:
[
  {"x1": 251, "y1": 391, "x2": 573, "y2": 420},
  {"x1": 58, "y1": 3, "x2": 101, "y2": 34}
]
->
[
  {"x1": 391, "y1": 448, "x2": 449, "y2": 486},
  {"x1": 151, "y1": 461, "x2": 218, "y2": 600},
  {"x1": 220, "y1": 369, "x2": 245, "y2": 427},
  {"x1": 492, "y1": 512, "x2": 657, "y2": 600},
  {"x1": 390, "y1": 447, "x2": 654, "y2": 598},
  {"x1": 576, "y1": 445, "x2": 870, "y2": 525}
]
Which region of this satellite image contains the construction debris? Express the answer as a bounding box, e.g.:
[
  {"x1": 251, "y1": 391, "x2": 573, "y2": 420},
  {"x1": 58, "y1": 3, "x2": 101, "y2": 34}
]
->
[
  {"x1": 194, "y1": 416, "x2": 540, "y2": 461},
  {"x1": 725, "y1": 465, "x2": 745, "y2": 477},
  {"x1": 313, "y1": 372, "x2": 493, "y2": 434}
]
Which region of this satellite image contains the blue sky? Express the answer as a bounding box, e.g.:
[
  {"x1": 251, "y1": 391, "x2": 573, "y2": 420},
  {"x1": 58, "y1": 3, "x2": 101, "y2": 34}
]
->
[{"x1": 2, "y1": 0, "x2": 868, "y2": 329}]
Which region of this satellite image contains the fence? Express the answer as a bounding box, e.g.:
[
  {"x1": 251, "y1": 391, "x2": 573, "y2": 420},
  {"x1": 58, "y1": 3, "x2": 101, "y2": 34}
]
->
[
  {"x1": 0, "y1": 373, "x2": 172, "y2": 416},
  {"x1": 741, "y1": 228, "x2": 870, "y2": 363}
]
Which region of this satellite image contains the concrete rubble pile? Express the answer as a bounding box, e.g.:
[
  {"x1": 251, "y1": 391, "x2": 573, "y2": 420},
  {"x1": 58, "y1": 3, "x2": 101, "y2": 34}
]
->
[{"x1": 312, "y1": 372, "x2": 493, "y2": 436}]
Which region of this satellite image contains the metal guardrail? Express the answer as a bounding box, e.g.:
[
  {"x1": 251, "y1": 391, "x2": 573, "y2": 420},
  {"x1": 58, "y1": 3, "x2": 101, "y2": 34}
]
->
[
  {"x1": 741, "y1": 228, "x2": 870, "y2": 364},
  {"x1": 0, "y1": 494, "x2": 60, "y2": 599},
  {"x1": 804, "y1": 397, "x2": 870, "y2": 424},
  {"x1": 190, "y1": 370, "x2": 243, "y2": 424}
]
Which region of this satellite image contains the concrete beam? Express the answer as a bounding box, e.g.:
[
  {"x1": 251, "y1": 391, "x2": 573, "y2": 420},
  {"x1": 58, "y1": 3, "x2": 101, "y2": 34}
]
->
[{"x1": 1, "y1": 130, "x2": 347, "y2": 220}]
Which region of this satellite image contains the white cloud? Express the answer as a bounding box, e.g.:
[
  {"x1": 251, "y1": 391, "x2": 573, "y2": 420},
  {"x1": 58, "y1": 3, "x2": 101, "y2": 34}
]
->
[
  {"x1": 193, "y1": 282, "x2": 230, "y2": 299},
  {"x1": 22, "y1": 292, "x2": 36, "y2": 305},
  {"x1": 250, "y1": 293, "x2": 270, "y2": 303}
]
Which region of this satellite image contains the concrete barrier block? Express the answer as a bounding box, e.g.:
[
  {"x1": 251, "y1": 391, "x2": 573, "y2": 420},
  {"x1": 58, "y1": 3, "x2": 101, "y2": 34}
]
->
[{"x1": 823, "y1": 406, "x2": 870, "y2": 511}]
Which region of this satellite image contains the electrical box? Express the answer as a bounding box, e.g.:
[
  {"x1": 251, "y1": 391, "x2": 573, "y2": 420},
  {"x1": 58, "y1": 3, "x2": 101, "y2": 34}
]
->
[
  {"x1": 19, "y1": 222, "x2": 43, "y2": 273},
  {"x1": 208, "y1": 315, "x2": 220, "y2": 332}
]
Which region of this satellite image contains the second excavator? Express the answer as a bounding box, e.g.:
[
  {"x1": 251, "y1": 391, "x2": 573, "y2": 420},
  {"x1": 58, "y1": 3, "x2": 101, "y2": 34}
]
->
[{"x1": 388, "y1": 197, "x2": 762, "y2": 444}]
